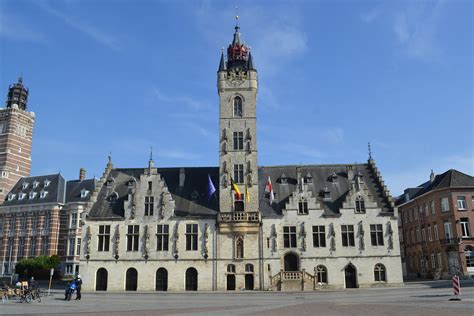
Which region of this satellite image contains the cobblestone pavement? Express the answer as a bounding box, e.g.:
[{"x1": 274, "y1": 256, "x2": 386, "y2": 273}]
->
[{"x1": 1, "y1": 280, "x2": 473, "y2": 316}]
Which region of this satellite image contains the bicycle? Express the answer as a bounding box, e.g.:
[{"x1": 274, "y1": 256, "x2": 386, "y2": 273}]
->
[
  {"x1": 19, "y1": 289, "x2": 32, "y2": 303},
  {"x1": 30, "y1": 288, "x2": 42, "y2": 302}
]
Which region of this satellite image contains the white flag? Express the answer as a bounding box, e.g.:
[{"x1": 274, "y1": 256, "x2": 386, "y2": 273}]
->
[{"x1": 265, "y1": 176, "x2": 275, "y2": 205}]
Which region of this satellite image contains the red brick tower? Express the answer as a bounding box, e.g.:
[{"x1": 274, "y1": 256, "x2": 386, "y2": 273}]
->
[{"x1": 0, "y1": 77, "x2": 35, "y2": 203}]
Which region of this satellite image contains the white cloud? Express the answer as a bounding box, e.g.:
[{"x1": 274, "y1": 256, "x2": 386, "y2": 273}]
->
[
  {"x1": 152, "y1": 87, "x2": 210, "y2": 110},
  {"x1": 384, "y1": 153, "x2": 474, "y2": 196},
  {"x1": 192, "y1": 2, "x2": 307, "y2": 76},
  {"x1": 0, "y1": 14, "x2": 45, "y2": 42},
  {"x1": 36, "y1": 1, "x2": 120, "y2": 51},
  {"x1": 362, "y1": 0, "x2": 445, "y2": 62},
  {"x1": 322, "y1": 127, "x2": 344, "y2": 144}
]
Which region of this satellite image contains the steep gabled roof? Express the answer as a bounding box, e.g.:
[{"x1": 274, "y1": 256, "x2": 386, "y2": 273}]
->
[
  {"x1": 88, "y1": 167, "x2": 220, "y2": 219},
  {"x1": 399, "y1": 169, "x2": 474, "y2": 203},
  {"x1": 258, "y1": 163, "x2": 393, "y2": 218}
]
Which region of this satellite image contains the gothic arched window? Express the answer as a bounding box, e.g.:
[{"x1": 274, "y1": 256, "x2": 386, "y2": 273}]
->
[
  {"x1": 355, "y1": 196, "x2": 366, "y2": 213},
  {"x1": 233, "y1": 96, "x2": 243, "y2": 117},
  {"x1": 374, "y1": 264, "x2": 386, "y2": 282},
  {"x1": 316, "y1": 265, "x2": 327, "y2": 284}
]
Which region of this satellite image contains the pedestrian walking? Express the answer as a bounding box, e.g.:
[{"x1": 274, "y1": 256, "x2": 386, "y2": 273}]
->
[{"x1": 75, "y1": 275, "x2": 82, "y2": 300}]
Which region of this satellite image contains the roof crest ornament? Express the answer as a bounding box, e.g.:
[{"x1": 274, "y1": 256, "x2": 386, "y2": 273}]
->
[{"x1": 368, "y1": 142, "x2": 372, "y2": 160}]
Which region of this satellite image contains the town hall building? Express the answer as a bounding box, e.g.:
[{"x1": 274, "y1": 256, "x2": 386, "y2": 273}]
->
[{"x1": 79, "y1": 24, "x2": 404, "y2": 292}]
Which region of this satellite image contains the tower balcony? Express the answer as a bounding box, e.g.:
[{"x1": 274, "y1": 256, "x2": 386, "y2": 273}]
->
[{"x1": 217, "y1": 211, "x2": 261, "y2": 234}]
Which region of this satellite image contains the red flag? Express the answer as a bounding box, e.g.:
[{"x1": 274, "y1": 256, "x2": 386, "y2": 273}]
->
[{"x1": 265, "y1": 176, "x2": 275, "y2": 205}]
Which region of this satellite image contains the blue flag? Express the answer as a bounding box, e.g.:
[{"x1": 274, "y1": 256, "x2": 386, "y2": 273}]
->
[{"x1": 207, "y1": 174, "x2": 216, "y2": 200}]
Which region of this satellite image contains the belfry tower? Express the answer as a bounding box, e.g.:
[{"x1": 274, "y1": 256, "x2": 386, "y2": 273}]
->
[
  {"x1": 0, "y1": 78, "x2": 35, "y2": 203},
  {"x1": 217, "y1": 21, "x2": 258, "y2": 217}
]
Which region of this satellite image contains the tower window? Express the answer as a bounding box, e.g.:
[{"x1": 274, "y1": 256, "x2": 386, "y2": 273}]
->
[
  {"x1": 233, "y1": 96, "x2": 243, "y2": 117},
  {"x1": 233, "y1": 132, "x2": 244, "y2": 150},
  {"x1": 233, "y1": 164, "x2": 244, "y2": 183}
]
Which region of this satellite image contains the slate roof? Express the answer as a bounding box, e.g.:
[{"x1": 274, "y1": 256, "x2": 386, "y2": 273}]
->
[
  {"x1": 2, "y1": 174, "x2": 66, "y2": 206},
  {"x1": 88, "y1": 167, "x2": 220, "y2": 219},
  {"x1": 66, "y1": 179, "x2": 97, "y2": 203},
  {"x1": 88, "y1": 163, "x2": 392, "y2": 220},
  {"x1": 258, "y1": 163, "x2": 392, "y2": 218},
  {"x1": 396, "y1": 169, "x2": 474, "y2": 204},
  {"x1": 1, "y1": 174, "x2": 95, "y2": 207}
]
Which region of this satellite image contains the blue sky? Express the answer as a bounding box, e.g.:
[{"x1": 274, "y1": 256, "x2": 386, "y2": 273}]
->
[{"x1": 0, "y1": 0, "x2": 472, "y2": 196}]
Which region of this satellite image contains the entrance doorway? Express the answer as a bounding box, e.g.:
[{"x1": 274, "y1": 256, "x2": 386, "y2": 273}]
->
[
  {"x1": 185, "y1": 267, "x2": 198, "y2": 291},
  {"x1": 156, "y1": 268, "x2": 168, "y2": 291},
  {"x1": 284, "y1": 253, "x2": 299, "y2": 271},
  {"x1": 344, "y1": 264, "x2": 357, "y2": 288},
  {"x1": 96, "y1": 268, "x2": 108, "y2": 291},
  {"x1": 227, "y1": 274, "x2": 236, "y2": 290},
  {"x1": 125, "y1": 268, "x2": 138, "y2": 291},
  {"x1": 245, "y1": 274, "x2": 254, "y2": 290}
]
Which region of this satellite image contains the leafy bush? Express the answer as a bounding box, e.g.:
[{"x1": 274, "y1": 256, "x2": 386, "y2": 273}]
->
[{"x1": 15, "y1": 255, "x2": 60, "y2": 280}]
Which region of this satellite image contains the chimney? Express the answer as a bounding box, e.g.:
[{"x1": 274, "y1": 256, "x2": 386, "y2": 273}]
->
[
  {"x1": 79, "y1": 168, "x2": 86, "y2": 181},
  {"x1": 403, "y1": 189, "x2": 410, "y2": 202},
  {"x1": 179, "y1": 168, "x2": 185, "y2": 188},
  {"x1": 430, "y1": 169, "x2": 435, "y2": 183}
]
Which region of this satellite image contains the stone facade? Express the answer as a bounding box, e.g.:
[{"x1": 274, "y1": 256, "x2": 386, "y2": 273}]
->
[
  {"x1": 79, "y1": 25, "x2": 403, "y2": 292},
  {"x1": 0, "y1": 77, "x2": 35, "y2": 204}
]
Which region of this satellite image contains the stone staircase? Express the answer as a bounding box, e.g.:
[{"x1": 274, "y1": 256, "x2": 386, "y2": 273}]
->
[{"x1": 270, "y1": 270, "x2": 316, "y2": 291}]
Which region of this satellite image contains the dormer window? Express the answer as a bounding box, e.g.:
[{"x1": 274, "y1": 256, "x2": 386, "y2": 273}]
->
[
  {"x1": 304, "y1": 172, "x2": 313, "y2": 184},
  {"x1": 32, "y1": 181, "x2": 39, "y2": 189},
  {"x1": 330, "y1": 172, "x2": 338, "y2": 183},
  {"x1": 44, "y1": 179, "x2": 51, "y2": 187},
  {"x1": 127, "y1": 178, "x2": 136, "y2": 189},
  {"x1": 40, "y1": 190, "x2": 48, "y2": 199},
  {"x1": 18, "y1": 192, "x2": 26, "y2": 200},
  {"x1": 8, "y1": 193, "x2": 16, "y2": 201},
  {"x1": 108, "y1": 192, "x2": 118, "y2": 202},
  {"x1": 322, "y1": 187, "x2": 331, "y2": 200},
  {"x1": 80, "y1": 189, "x2": 89, "y2": 198},
  {"x1": 106, "y1": 177, "x2": 115, "y2": 188},
  {"x1": 22, "y1": 182, "x2": 29, "y2": 189},
  {"x1": 280, "y1": 173, "x2": 288, "y2": 185},
  {"x1": 29, "y1": 191, "x2": 37, "y2": 199}
]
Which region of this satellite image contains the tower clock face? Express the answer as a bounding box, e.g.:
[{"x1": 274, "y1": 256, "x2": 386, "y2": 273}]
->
[{"x1": 226, "y1": 68, "x2": 248, "y2": 86}]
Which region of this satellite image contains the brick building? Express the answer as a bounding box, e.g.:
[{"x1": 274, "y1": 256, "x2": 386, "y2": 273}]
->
[
  {"x1": 397, "y1": 169, "x2": 474, "y2": 278},
  {"x1": 0, "y1": 171, "x2": 95, "y2": 276},
  {"x1": 0, "y1": 78, "x2": 35, "y2": 204}
]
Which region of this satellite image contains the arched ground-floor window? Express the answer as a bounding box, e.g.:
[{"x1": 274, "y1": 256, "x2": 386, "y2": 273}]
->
[
  {"x1": 125, "y1": 268, "x2": 138, "y2": 291},
  {"x1": 316, "y1": 265, "x2": 327, "y2": 284},
  {"x1": 96, "y1": 268, "x2": 108, "y2": 291},
  {"x1": 374, "y1": 264, "x2": 386, "y2": 282},
  {"x1": 344, "y1": 264, "x2": 358, "y2": 288},
  {"x1": 185, "y1": 267, "x2": 198, "y2": 291},
  {"x1": 156, "y1": 268, "x2": 168, "y2": 291}
]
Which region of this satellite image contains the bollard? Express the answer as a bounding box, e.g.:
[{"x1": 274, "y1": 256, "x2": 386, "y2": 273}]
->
[{"x1": 449, "y1": 275, "x2": 461, "y2": 301}]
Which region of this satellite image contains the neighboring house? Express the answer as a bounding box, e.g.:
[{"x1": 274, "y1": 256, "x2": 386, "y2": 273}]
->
[
  {"x1": 397, "y1": 169, "x2": 474, "y2": 279},
  {"x1": 79, "y1": 24, "x2": 403, "y2": 292},
  {"x1": 0, "y1": 171, "x2": 95, "y2": 276}
]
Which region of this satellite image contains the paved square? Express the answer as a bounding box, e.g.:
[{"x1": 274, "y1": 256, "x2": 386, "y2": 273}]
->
[{"x1": 0, "y1": 280, "x2": 472, "y2": 316}]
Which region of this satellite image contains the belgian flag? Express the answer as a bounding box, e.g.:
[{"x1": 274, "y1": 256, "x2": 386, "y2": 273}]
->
[{"x1": 231, "y1": 178, "x2": 242, "y2": 200}]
